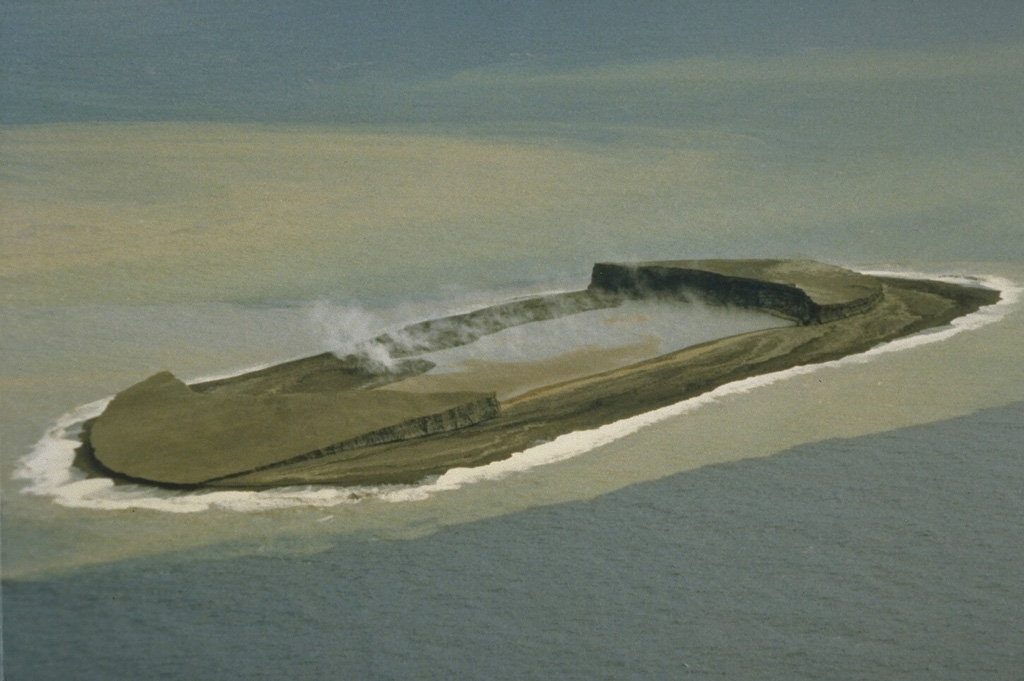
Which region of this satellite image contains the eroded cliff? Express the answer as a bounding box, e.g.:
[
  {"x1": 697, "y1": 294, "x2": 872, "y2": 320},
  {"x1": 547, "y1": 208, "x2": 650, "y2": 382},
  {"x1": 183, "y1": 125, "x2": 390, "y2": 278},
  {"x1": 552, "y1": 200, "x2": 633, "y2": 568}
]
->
[{"x1": 589, "y1": 259, "x2": 883, "y2": 324}]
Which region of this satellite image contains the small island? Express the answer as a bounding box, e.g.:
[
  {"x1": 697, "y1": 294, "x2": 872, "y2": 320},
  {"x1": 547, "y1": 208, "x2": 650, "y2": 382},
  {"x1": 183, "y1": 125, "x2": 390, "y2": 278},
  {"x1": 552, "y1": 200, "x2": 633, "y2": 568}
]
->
[{"x1": 77, "y1": 259, "x2": 999, "y2": 489}]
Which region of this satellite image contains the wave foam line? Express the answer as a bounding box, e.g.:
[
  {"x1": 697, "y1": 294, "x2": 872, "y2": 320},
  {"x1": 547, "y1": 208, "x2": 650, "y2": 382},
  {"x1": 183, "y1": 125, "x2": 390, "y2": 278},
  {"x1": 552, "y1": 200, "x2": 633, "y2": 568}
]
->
[{"x1": 13, "y1": 272, "x2": 1021, "y2": 513}]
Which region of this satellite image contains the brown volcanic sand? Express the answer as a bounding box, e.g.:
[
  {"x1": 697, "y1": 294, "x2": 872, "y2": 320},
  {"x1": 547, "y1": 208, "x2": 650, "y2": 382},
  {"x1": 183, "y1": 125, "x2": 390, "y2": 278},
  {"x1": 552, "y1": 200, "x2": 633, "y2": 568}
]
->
[
  {"x1": 88, "y1": 372, "x2": 495, "y2": 485},
  {"x1": 218, "y1": 277, "x2": 999, "y2": 488}
]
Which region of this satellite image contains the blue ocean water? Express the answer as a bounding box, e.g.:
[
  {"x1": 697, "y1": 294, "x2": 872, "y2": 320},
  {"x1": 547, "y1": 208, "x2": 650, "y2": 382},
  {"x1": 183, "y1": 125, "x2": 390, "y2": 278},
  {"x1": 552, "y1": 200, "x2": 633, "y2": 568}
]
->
[
  {"x1": 5, "y1": 402, "x2": 1022, "y2": 680},
  {"x1": 4, "y1": 2, "x2": 1024, "y2": 679}
]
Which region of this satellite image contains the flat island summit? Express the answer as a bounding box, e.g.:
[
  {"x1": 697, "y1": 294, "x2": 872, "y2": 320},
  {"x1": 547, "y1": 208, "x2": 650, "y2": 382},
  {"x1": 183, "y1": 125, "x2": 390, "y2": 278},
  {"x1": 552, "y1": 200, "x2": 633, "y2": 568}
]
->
[{"x1": 78, "y1": 259, "x2": 999, "y2": 490}]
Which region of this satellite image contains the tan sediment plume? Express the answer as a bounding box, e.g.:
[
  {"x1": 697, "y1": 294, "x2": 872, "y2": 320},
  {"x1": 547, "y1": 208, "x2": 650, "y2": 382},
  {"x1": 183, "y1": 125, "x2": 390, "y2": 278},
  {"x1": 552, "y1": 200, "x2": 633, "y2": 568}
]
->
[{"x1": 1, "y1": 123, "x2": 710, "y2": 288}]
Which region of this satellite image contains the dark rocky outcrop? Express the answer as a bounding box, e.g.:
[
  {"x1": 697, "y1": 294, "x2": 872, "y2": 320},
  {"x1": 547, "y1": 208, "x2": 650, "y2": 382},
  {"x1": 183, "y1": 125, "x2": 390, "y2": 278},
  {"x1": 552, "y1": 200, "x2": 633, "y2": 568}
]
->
[{"x1": 589, "y1": 259, "x2": 883, "y2": 324}]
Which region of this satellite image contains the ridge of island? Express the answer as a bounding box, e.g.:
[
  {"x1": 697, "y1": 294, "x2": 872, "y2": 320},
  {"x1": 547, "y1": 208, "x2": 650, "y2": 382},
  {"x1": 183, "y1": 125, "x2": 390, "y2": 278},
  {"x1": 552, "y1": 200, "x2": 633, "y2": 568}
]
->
[{"x1": 77, "y1": 259, "x2": 1000, "y2": 489}]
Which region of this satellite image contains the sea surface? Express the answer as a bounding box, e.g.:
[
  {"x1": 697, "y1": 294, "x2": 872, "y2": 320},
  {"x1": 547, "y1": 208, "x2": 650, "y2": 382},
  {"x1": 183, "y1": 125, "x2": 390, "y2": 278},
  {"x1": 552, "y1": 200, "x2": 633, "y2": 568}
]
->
[
  {"x1": 3, "y1": 3, "x2": 1024, "y2": 679},
  {"x1": 5, "y1": 403, "x2": 1023, "y2": 680}
]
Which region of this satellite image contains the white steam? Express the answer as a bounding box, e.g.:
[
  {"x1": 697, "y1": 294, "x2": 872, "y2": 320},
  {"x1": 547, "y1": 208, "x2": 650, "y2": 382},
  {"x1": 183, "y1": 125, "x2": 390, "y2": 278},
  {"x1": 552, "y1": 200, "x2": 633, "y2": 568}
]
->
[{"x1": 310, "y1": 301, "x2": 399, "y2": 371}]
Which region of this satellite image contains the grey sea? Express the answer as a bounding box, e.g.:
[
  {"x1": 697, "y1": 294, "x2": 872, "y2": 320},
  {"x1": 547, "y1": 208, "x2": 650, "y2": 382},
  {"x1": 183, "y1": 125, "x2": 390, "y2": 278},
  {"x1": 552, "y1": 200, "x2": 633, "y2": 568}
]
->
[{"x1": 3, "y1": 3, "x2": 1023, "y2": 679}]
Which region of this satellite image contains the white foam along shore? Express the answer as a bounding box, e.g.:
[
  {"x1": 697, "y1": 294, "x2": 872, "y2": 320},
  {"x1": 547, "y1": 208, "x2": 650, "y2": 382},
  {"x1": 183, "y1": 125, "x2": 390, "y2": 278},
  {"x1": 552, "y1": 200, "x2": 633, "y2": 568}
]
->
[{"x1": 13, "y1": 270, "x2": 1022, "y2": 513}]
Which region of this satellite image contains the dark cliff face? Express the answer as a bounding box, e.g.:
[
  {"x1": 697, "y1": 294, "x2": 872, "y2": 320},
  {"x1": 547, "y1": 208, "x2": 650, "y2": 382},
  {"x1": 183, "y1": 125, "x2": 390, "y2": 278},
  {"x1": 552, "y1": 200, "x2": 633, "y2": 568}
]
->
[
  {"x1": 589, "y1": 263, "x2": 813, "y2": 322},
  {"x1": 588, "y1": 262, "x2": 881, "y2": 325}
]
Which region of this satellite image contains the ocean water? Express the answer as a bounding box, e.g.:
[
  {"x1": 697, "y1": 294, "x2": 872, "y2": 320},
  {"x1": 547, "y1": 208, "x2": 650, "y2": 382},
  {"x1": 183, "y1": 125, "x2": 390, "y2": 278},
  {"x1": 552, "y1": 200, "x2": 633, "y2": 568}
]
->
[
  {"x1": 4, "y1": 404, "x2": 1023, "y2": 680},
  {"x1": 3, "y1": 3, "x2": 1024, "y2": 679}
]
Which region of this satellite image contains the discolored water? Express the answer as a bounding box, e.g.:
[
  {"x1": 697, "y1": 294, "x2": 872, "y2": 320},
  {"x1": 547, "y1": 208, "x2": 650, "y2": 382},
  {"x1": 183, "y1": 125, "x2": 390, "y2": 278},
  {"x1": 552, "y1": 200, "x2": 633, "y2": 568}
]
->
[
  {"x1": 3, "y1": 3, "x2": 1024, "y2": 679},
  {"x1": 4, "y1": 403, "x2": 1023, "y2": 680}
]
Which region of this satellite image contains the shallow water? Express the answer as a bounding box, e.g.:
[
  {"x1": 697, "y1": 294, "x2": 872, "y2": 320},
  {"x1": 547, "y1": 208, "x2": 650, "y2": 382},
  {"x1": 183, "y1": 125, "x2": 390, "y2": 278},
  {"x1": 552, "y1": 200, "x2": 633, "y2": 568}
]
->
[
  {"x1": 415, "y1": 299, "x2": 791, "y2": 367},
  {"x1": 3, "y1": 4, "x2": 1024, "y2": 678}
]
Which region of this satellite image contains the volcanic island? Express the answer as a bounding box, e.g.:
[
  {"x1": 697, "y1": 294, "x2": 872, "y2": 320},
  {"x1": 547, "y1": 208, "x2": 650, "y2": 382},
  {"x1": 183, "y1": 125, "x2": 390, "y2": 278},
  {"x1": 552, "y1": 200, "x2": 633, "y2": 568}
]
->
[{"x1": 77, "y1": 259, "x2": 999, "y2": 490}]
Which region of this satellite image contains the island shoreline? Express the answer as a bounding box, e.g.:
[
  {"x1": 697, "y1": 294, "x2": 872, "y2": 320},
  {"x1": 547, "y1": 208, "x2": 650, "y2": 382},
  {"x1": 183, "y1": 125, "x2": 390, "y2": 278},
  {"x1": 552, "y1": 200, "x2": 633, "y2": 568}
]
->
[{"x1": 76, "y1": 260, "x2": 1001, "y2": 490}]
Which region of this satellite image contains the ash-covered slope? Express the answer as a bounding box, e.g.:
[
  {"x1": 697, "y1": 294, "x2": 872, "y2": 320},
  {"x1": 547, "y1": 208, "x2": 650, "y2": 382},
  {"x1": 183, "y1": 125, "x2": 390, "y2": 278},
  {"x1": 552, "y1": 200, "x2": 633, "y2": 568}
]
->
[{"x1": 87, "y1": 371, "x2": 498, "y2": 486}]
